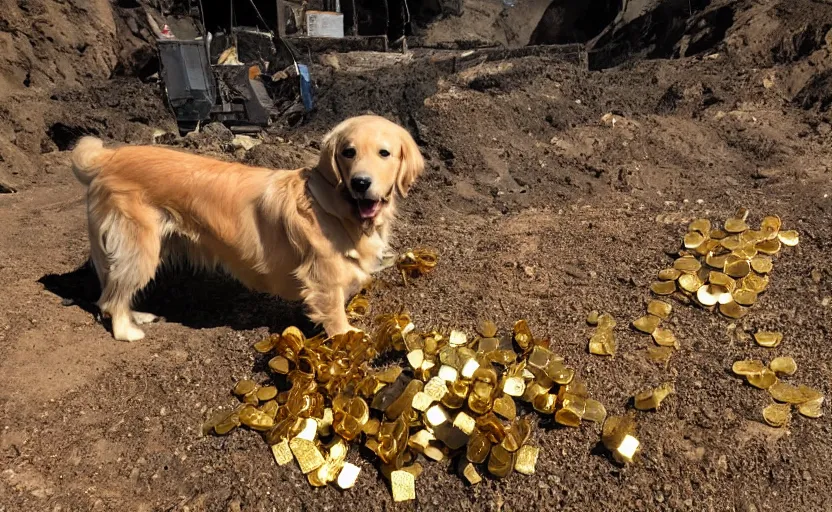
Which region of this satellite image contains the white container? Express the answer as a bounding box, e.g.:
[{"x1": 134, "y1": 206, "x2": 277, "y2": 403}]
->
[{"x1": 306, "y1": 11, "x2": 344, "y2": 38}]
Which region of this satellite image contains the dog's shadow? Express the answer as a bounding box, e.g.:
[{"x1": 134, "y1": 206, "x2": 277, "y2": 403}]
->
[{"x1": 38, "y1": 260, "x2": 311, "y2": 334}]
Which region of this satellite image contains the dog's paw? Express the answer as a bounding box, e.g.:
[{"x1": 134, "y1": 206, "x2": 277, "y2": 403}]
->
[
  {"x1": 131, "y1": 311, "x2": 160, "y2": 325},
  {"x1": 113, "y1": 323, "x2": 146, "y2": 342}
]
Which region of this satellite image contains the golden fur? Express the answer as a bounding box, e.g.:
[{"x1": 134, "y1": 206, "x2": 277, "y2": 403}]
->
[{"x1": 70, "y1": 115, "x2": 424, "y2": 341}]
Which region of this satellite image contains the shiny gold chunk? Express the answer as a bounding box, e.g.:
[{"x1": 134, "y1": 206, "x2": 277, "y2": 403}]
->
[
  {"x1": 710, "y1": 228, "x2": 727, "y2": 239},
  {"x1": 650, "y1": 280, "x2": 677, "y2": 295},
  {"x1": 750, "y1": 256, "x2": 773, "y2": 274},
  {"x1": 598, "y1": 313, "x2": 617, "y2": 330},
  {"x1": 449, "y1": 330, "x2": 468, "y2": 347},
  {"x1": 746, "y1": 369, "x2": 777, "y2": 390},
  {"x1": 583, "y1": 399, "x2": 608, "y2": 423},
  {"x1": 424, "y1": 377, "x2": 449, "y2": 402},
  {"x1": 798, "y1": 397, "x2": 824, "y2": 419},
  {"x1": 554, "y1": 405, "x2": 582, "y2": 428},
  {"x1": 271, "y1": 440, "x2": 293, "y2": 465},
  {"x1": 461, "y1": 462, "x2": 482, "y2": 485},
  {"x1": 390, "y1": 470, "x2": 416, "y2": 502},
  {"x1": 213, "y1": 409, "x2": 242, "y2": 435},
  {"x1": 658, "y1": 268, "x2": 682, "y2": 281},
  {"x1": 756, "y1": 238, "x2": 781, "y2": 255},
  {"x1": 732, "y1": 288, "x2": 758, "y2": 306},
  {"x1": 268, "y1": 356, "x2": 290, "y2": 374},
  {"x1": 760, "y1": 215, "x2": 781, "y2": 234},
  {"x1": 732, "y1": 360, "x2": 766, "y2": 376},
  {"x1": 769, "y1": 357, "x2": 797, "y2": 376},
  {"x1": 705, "y1": 252, "x2": 729, "y2": 269},
  {"x1": 514, "y1": 445, "x2": 540, "y2": 476},
  {"x1": 647, "y1": 300, "x2": 672, "y2": 319},
  {"x1": 532, "y1": 393, "x2": 558, "y2": 414},
  {"x1": 425, "y1": 404, "x2": 449, "y2": 427},
  {"x1": 589, "y1": 329, "x2": 615, "y2": 356},
  {"x1": 684, "y1": 231, "x2": 706, "y2": 249},
  {"x1": 256, "y1": 385, "x2": 278, "y2": 402},
  {"x1": 719, "y1": 301, "x2": 748, "y2": 319},
  {"x1": 239, "y1": 405, "x2": 275, "y2": 431},
  {"x1": 696, "y1": 284, "x2": 720, "y2": 306},
  {"x1": 652, "y1": 328, "x2": 678, "y2": 348},
  {"x1": 233, "y1": 379, "x2": 257, "y2": 396},
  {"x1": 411, "y1": 391, "x2": 435, "y2": 412},
  {"x1": 346, "y1": 294, "x2": 370, "y2": 320},
  {"x1": 633, "y1": 383, "x2": 674, "y2": 410},
  {"x1": 453, "y1": 411, "x2": 477, "y2": 435},
  {"x1": 724, "y1": 258, "x2": 751, "y2": 279},
  {"x1": 289, "y1": 438, "x2": 326, "y2": 474},
  {"x1": 336, "y1": 462, "x2": 361, "y2": 489},
  {"x1": 674, "y1": 256, "x2": 701, "y2": 273},
  {"x1": 487, "y1": 444, "x2": 515, "y2": 478},
  {"x1": 724, "y1": 218, "x2": 749, "y2": 233},
  {"x1": 769, "y1": 382, "x2": 814, "y2": 404},
  {"x1": 602, "y1": 415, "x2": 639, "y2": 464},
  {"x1": 477, "y1": 319, "x2": 498, "y2": 338},
  {"x1": 466, "y1": 430, "x2": 492, "y2": 464},
  {"x1": 754, "y1": 331, "x2": 783, "y2": 348},
  {"x1": 741, "y1": 272, "x2": 769, "y2": 293},
  {"x1": 396, "y1": 247, "x2": 439, "y2": 285},
  {"x1": 493, "y1": 395, "x2": 517, "y2": 421},
  {"x1": 678, "y1": 273, "x2": 703, "y2": 293},
  {"x1": 778, "y1": 230, "x2": 799, "y2": 247},
  {"x1": 762, "y1": 403, "x2": 791, "y2": 427},
  {"x1": 253, "y1": 337, "x2": 275, "y2": 354},
  {"x1": 633, "y1": 314, "x2": 661, "y2": 334},
  {"x1": 513, "y1": 320, "x2": 534, "y2": 350},
  {"x1": 502, "y1": 376, "x2": 526, "y2": 397},
  {"x1": 376, "y1": 366, "x2": 403, "y2": 383}
]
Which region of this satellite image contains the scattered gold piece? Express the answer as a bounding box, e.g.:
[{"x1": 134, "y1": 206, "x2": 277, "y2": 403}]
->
[
  {"x1": 650, "y1": 280, "x2": 677, "y2": 295},
  {"x1": 798, "y1": 397, "x2": 824, "y2": 419},
  {"x1": 746, "y1": 369, "x2": 778, "y2": 390},
  {"x1": 750, "y1": 256, "x2": 773, "y2": 274},
  {"x1": 769, "y1": 356, "x2": 797, "y2": 376},
  {"x1": 487, "y1": 444, "x2": 515, "y2": 478},
  {"x1": 461, "y1": 462, "x2": 482, "y2": 485},
  {"x1": 514, "y1": 445, "x2": 539, "y2": 476},
  {"x1": 602, "y1": 415, "x2": 639, "y2": 464},
  {"x1": 271, "y1": 440, "x2": 293, "y2": 465},
  {"x1": 346, "y1": 294, "x2": 371, "y2": 320},
  {"x1": 390, "y1": 470, "x2": 416, "y2": 502},
  {"x1": 583, "y1": 399, "x2": 608, "y2": 424},
  {"x1": 732, "y1": 360, "x2": 766, "y2": 376},
  {"x1": 684, "y1": 231, "x2": 706, "y2": 249},
  {"x1": 253, "y1": 337, "x2": 275, "y2": 354},
  {"x1": 647, "y1": 300, "x2": 672, "y2": 319},
  {"x1": 777, "y1": 230, "x2": 799, "y2": 247},
  {"x1": 724, "y1": 258, "x2": 751, "y2": 278},
  {"x1": 696, "y1": 285, "x2": 720, "y2": 306},
  {"x1": 674, "y1": 256, "x2": 701, "y2": 273},
  {"x1": 760, "y1": 215, "x2": 781, "y2": 234},
  {"x1": 652, "y1": 328, "x2": 678, "y2": 348},
  {"x1": 732, "y1": 288, "x2": 758, "y2": 306},
  {"x1": 719, "y1": 301, "x2": 748, "y2": 319},
  {"x1": 336, "y1": 462, "x2": 361, "y2": 489},
  {"x1": 633, "y1": 383, "x2": 674, "y2": 410},
  {"x1": 397, "y1": 248, "x2": 439, "y2": 285},
  {"x1": 678, "y1": 273, "x2": 703, "y2": 293},
  {"x1": 233, "y1": 379, "x2": 257, "y2": 396},
  {"x1": 769, "y1": 382, "x2": 814, "y2": 404},
  {"x1": 658, "y1": 268, "x2": 682, "y2": 281},
  {"x1": 493, "y1": 395, "x2": 517, "y2": 421},
  {"x1": 754, "y1": 331, "x2": 783, "y2": 348},
  {"x1": 633, "y1": 314, "x2": 661, "y2": 334},
  {"x1": 762, "y1": 403, "x2": 791, "y2": 427},
  {"x1": 289, "y1": 438, "x2": 326, "y2": 474},
  {"x1": 724, "y1": 218, "x2": 749, "y2": 233},
  {"x1": 756, "y1": 238, "x2": 781, "y2": 255}
]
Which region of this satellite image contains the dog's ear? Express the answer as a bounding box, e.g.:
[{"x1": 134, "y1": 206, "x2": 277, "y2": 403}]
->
[
  {"x1": 396, "y1": 128, "x2": 424, "y2": 198},
  {"x1": 317, "y1": 126, "x2": 342, "y2": 187}
]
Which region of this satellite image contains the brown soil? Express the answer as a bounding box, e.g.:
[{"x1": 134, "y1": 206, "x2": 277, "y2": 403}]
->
[{"x1": 2, "y1": 1, "x2": 832, "y2": 510}]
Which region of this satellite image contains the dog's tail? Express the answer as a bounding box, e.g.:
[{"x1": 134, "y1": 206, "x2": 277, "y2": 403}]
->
[{"x1": 71, "y1": 136, "x2": 112, "y2": 186}]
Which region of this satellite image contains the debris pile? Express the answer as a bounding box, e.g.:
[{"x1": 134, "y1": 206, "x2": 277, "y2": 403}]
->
[{"x1": 208, "y1": 309, "x2": 617, "y2": 500}]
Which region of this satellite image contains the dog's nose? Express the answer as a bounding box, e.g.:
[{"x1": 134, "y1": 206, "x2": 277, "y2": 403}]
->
[{"x1": 351, "y1": 176, "x2": 372, "y2": 194}]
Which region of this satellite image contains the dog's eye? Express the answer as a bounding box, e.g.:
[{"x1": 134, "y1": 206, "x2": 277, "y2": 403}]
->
[
  {"x1": 379, "y1": 149, "x2": 390, "y2": 158},
  {"x1": 341, "y1": 148, "x2": 356, "y2": 158}
]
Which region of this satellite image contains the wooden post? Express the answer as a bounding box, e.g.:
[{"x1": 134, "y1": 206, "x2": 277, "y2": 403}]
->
[{"x1": 276, "y1": 0, "x2": 286, "y2": 37}]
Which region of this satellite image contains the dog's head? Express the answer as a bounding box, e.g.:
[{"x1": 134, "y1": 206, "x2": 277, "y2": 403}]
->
[{"x1": 317, "y1": 115, "x2": 424, "y2": 225}]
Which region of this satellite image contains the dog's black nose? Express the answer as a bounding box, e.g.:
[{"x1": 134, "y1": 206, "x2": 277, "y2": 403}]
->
[{"x1": 351, "y1": 176, "x2": 372, "y2": 194}]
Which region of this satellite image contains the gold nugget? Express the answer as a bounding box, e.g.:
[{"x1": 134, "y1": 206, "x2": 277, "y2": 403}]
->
[{"x1": 762, "y1": 403, "x2": 791, "y2": 427}]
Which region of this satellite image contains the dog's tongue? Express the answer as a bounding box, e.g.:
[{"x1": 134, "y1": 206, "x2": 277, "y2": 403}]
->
[{"x1": 358, "y1": 200, "x2": 381, "y2": 219}]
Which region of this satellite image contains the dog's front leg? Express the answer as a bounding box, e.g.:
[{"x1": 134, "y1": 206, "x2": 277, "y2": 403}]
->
[{"x1": 302, "y1": 285, "x2": 355, "y2": 337}]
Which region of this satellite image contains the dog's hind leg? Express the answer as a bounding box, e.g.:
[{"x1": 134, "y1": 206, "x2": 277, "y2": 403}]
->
[{"x1": 96, "y1": 208, "x2": 162, "y2": 341}]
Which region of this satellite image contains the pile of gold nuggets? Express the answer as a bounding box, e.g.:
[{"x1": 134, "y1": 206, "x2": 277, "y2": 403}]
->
[
  {"x1": 209, "y1": 308, "x2": 634, "y2": 500},
  {"x1": 207, "y1": 209, "x2": 819, "y2": 500}
]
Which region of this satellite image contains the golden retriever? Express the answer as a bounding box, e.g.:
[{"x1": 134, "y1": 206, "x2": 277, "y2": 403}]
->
[{"x1": 70, "y1": 115, "x2": 424, "y2": 341}]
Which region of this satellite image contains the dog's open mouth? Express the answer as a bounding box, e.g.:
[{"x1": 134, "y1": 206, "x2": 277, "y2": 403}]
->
[{"x1": 357, "y1": 199, "x2": 382, "y2": 219}]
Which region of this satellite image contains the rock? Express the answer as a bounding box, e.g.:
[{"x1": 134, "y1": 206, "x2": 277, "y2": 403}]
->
[{"x1": 231, "y1": 135, "x2": 262, "y2": 151}]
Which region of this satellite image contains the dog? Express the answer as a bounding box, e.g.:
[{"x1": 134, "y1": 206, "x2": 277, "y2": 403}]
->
[{"x1": 70, "y1": 115, "x2": 424, "y2": 341}]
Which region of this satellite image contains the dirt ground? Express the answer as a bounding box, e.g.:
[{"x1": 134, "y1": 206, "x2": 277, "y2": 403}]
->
[{"x1": 2, "y1": 0, "x2": 832, "y2": 510}]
